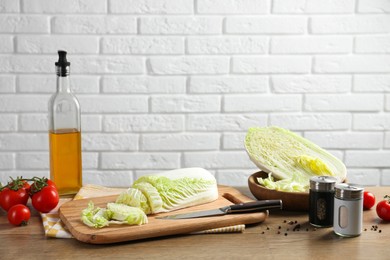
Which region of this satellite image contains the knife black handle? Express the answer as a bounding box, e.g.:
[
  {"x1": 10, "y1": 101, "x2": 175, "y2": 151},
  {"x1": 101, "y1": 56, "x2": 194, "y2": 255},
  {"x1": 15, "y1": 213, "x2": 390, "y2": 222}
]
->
[{"x1": 227, "y1": 200, "x2": 282, "y2": 213}]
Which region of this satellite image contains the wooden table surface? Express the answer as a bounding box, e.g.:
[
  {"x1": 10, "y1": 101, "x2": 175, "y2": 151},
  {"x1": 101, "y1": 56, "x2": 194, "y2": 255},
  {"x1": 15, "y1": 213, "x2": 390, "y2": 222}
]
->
[{"x1": 1, "y1": 186, "x2": 389, "y2": 260}]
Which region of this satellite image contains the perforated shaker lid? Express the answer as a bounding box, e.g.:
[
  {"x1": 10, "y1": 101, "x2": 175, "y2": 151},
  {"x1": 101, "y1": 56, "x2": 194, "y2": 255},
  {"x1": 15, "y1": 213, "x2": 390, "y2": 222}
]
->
[
  {"x1": 310, "y1": 176, "x2": 337, "y2": 192},
  {"x1": 335, "y1": 183, "x2": 364, "y2": 200}
]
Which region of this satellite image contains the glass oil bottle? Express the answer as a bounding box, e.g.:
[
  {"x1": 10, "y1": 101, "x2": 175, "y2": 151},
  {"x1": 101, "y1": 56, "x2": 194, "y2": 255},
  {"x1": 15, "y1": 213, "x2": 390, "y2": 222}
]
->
[{"x1": 48, "y1": 50, "x2": 82, "y2": 196}]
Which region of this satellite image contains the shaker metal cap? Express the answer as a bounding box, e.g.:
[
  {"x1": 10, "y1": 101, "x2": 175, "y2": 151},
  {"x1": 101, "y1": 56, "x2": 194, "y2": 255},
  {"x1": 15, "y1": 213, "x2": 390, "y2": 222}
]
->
[
  {"x1": 335, "y1": 183, "x2": 364, "y2": 200},
  {"x1": 310, "y1": 176, "x2": 337, "y2": 191}
]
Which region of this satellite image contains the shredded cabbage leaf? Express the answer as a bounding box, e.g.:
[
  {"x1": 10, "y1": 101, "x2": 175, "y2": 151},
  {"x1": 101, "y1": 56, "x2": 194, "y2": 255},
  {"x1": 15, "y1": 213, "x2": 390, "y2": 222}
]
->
[
  {"x1": 257, "y1": 173, "x2": 308, "y2": 192},
  {"x1": 245, "y1": 126, "x2": 347, "y2": 192}
]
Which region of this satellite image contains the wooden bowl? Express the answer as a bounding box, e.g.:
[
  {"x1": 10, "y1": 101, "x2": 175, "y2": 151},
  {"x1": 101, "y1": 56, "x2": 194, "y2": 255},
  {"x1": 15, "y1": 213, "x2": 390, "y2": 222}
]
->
[{"x1": 248, "y1": 171, "x2": 309, "y2": 211}]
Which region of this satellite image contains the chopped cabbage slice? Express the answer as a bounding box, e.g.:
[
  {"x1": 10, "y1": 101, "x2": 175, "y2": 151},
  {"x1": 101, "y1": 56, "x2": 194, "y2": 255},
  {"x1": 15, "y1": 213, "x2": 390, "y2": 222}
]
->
[
  {"x1": 106, "y1": 203, "x2": 148, "y2": 225},
  {"x1": 132, "y1": 182, "x2": 163, "y2": 214},
  {"x1": 115, "y1": 188, "x2": 151, "y2": 214},
  {"x1": 81, "y1": 202, "x2": 109, "y2": 228},
  {"x1": 81, "y1": 201, "x2": 147, "y2": 229}
]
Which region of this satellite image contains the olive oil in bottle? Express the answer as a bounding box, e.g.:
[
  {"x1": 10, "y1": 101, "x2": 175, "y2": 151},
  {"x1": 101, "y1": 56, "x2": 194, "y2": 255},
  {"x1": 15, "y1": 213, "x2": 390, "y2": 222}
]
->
[{"x1": 48, "y1": 50, "x2": 82, "y2": 196}]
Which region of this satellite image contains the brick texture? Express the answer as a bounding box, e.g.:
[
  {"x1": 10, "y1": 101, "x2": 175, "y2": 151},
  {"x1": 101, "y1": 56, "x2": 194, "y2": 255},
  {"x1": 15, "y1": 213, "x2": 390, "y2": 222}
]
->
[{"x1": 0, "y1": 0, "x2": 389, "y2": 186}]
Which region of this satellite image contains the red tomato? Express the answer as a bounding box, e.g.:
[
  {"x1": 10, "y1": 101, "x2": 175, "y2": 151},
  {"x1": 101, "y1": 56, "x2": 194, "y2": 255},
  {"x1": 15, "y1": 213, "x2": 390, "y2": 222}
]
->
[
  {"x1": 0, "y1": 187, "x2": 29, "y2": 211},
  {"x1": 30, "y1": 178, "x2": 57, "y2": 194},
  {"x1": 376, "y1": 195, "x2": 390, "y2": 221},
  {"x1": 31, "y1": 186, "x2": 59, "y2": 213},
  {"x1": 363, "y1": 191, "x2": 376, "y2": 209},
  {"x1": 7, "y1": 204, "x2": 31, "y2": 226},
  {"x1": 46, "y1": 179, "x2": 57, "y2": 189},
  {"x1": 9, "y1": 180, "x2": 31, "y2": 193},
  {"x1": 21, "y1": 181, "x2": 31, "y2": 193}
]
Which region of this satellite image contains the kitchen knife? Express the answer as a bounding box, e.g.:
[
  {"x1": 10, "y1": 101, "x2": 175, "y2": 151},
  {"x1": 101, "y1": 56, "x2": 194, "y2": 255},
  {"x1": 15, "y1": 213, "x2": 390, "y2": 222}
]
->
[{"x1": 157, "y1": 200, "x2": 282, "y2": 219}]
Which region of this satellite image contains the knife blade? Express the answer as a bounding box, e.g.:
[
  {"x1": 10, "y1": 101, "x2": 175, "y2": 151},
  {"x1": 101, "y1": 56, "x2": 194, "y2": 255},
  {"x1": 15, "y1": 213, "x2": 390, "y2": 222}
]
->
[{"x1": 156, "y1": 200, "x2": 282, "y2": 219}]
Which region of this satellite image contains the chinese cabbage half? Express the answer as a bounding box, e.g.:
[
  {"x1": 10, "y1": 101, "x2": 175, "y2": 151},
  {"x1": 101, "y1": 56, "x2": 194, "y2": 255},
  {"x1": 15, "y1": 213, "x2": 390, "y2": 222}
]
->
[
  {"x1": 117, "y1": 167, "x2": 218, "y2": 214},
  {"x1": 245, "y1": 126, "x2": 347, "y2": 192}
]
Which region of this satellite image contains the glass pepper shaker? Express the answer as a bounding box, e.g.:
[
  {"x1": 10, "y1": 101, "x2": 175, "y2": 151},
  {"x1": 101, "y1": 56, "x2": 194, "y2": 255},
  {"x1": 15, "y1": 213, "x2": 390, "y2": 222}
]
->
[
  {"x1": 309, "y1": 176, "x2": 337, "y2": 227},
  {"x1": 333, "y1": 183, "x2": 364, "y2": 237}
]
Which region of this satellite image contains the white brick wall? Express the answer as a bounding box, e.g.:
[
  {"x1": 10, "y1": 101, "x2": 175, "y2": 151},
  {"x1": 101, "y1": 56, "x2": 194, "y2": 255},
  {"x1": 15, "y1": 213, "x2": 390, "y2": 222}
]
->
[{"x1": 0, "y1": 0, "x2": 389, "y2": 187}]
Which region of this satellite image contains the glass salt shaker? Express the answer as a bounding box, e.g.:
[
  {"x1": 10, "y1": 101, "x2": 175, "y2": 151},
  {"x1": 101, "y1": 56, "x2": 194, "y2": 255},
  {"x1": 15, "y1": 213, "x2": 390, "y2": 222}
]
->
[
  {"x1": 309, "y1": 176, "x2": 337, "y2": 227},
  {"x1": 333, "y1": 183, "x2": 364, "y2": 237}
]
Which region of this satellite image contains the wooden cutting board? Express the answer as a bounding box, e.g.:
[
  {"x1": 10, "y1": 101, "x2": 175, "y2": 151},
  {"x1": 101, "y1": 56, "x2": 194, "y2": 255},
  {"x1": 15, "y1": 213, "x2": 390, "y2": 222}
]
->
[{"x1": 59, "y1": 185, "x2": 268, "y2": 244}]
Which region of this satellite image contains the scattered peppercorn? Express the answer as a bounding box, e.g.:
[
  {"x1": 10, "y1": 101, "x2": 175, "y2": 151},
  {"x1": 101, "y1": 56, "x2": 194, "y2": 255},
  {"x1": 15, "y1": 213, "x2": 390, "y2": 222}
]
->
[
  {"x1": 293, "y1": 224, "x2": 301, "y2": 231},
  {"x1": 284, "y1": 233, "x2": 288, "y2": 236}
]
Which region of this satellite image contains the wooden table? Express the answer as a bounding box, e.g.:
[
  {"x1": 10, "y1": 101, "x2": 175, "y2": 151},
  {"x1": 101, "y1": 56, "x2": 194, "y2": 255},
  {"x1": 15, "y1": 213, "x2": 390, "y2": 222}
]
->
[{"x1": 1, "y1": 187, "x2": 389, "y2": 260}]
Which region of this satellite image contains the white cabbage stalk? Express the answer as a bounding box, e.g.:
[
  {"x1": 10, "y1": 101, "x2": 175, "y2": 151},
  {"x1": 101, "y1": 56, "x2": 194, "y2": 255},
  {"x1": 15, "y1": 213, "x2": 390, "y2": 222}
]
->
[
  {"x1": 119, "y1": 167, "x2": 218, "y2": 214},
  {"x1": 245, "y1": 126, "x2": 347, "y2": 191}
]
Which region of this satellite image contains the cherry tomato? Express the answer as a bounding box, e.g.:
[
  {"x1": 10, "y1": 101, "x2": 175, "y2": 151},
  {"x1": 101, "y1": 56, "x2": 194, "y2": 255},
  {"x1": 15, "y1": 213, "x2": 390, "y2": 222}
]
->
[
  {"x1": 46, "y1": 179, "x2": 57, "y2": 189},
  {"x1": 9, "y1": 180, "x2": 31, "y2": 194},
  {"x1": 21, "y1": 181, "x2": 31, "y2": 193},
  {"x1": 0, "y1": 187, "x2": 29, "y2": 211},
  {"x1": 376, "y1": 195, "x2": 390, "y2": 221},
  {"x1": 7, "y1": 204, "x2": 31, "y2": 226},
  {"x1": 30, "y1": 178, "x2": 57, "y2": 194},
  {"x1": 31, "y1": 186, "x2": 59, "y2": 213},
  {"x1": 363, "y1": 191, "x2": 376, "y2": 209}
]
